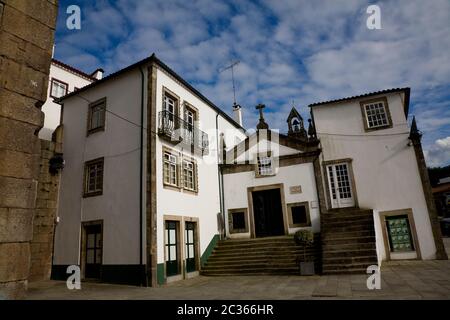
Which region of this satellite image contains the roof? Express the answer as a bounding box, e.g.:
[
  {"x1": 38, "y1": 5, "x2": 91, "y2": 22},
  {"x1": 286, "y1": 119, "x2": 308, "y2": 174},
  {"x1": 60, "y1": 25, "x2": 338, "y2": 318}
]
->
[
  {"x1": 51, "y1": 58, "x2": 98, "y2": 82},
  {"x1": 57, "y1": 54, "x2": 245, "y2": 131},
  {"x1": 309, "y1": 88, "x2": 411, "y2": 116}
]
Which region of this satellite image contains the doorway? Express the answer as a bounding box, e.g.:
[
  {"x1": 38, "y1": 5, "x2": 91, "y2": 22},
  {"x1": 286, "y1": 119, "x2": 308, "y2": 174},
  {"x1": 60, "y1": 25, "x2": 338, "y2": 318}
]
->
[
  {"x1": 326, "y1": 162, "x2": 355, "y2": 208},
  {"x1": 252, "y1": 188, "x2": 285, "y2": 237},
  {"x1": 83, "y1": 223, "x2": 103, "y2": 279}
]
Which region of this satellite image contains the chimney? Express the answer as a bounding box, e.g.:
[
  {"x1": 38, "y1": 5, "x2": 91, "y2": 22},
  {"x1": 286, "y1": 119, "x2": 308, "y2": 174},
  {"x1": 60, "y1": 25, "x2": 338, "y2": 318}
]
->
[
  {"x1": 233, "y1": 103, "x2": 243, "y2": 126},
  {"x1": 91, "y1": 68, "x2": 104, "y2": 80}
]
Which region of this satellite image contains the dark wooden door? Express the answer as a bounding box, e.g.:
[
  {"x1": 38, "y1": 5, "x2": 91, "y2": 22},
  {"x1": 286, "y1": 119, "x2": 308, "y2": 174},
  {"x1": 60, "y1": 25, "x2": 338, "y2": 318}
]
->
[
  {"x1": 165, "y1": 221, "x2": 180, "y2": 277},
  {"x1": 252, "y1": 189, "x2": 284, "y2": 237},
  {"x1": 85, "y1": 224, "x2": 102, "y2": 279},
  {"x1": 185, "y1": 222, "x2": 196, "y2": 273}
]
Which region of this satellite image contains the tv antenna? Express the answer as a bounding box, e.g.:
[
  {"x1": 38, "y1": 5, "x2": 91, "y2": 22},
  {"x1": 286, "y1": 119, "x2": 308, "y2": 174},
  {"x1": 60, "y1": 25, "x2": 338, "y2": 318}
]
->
[{"x1": 219, "y1": 60, "x2": 240, "y2": 105}]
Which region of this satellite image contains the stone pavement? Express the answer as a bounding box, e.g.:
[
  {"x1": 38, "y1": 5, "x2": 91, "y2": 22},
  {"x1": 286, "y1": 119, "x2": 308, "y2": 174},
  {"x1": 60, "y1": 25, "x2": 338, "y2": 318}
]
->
[{"x1": 26, "y1": 238, "x2": 450, "y2": 300}]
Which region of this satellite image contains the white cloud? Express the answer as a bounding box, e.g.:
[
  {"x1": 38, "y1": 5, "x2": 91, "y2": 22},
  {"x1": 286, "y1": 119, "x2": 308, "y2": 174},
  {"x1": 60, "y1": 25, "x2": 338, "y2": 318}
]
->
[{"x1": 425, "y1": 137, "x2": 450, "y2": 167}]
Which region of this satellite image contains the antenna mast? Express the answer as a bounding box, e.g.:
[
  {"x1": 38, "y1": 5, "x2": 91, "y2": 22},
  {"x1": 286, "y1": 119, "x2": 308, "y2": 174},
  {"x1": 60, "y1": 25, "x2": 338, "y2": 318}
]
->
[{"x1": 219, "y1": 60, "x2": 240, "y2": 105}]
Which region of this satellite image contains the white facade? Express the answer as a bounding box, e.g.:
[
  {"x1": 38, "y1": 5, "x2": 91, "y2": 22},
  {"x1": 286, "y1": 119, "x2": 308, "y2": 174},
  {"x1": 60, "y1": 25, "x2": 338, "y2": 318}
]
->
[
  {"x1": 39, "y1": 60, "x2": 99, "y2": 140},
  {"x1": 311, "y1": 91, "x2": 437, "y2": 261}
]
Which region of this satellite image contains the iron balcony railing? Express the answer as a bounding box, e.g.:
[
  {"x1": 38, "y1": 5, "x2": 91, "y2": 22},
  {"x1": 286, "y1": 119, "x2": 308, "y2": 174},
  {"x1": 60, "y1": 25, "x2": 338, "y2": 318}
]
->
[{"x1": 158, "y1": 110, "x2": 209, "y2": 153}]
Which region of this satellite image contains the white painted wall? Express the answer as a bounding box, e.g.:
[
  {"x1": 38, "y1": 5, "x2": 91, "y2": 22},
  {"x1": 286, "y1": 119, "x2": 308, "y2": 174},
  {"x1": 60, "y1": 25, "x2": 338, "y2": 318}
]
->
[
  {"x1": 312, "y1": 91, "x2": 437, "y2": 260},
  {"x1": 39, "y1": 62, "x2": 94, "y2": 140},
  {"x1": 154, "y1": 68, "x2": 246, "y2": 265},
  {"x1": 223, "y1": 162, "x2": 320, "y2": 238},
  {"x1": 54, "y1": 68, "x2": 145, "y2": 266}
]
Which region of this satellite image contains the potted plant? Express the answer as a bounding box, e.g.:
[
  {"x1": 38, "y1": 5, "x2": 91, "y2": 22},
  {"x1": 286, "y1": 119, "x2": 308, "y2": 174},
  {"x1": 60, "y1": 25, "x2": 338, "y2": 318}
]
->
[{"x1": 294, "y1": 229, "x2": 315, "y2": 275}]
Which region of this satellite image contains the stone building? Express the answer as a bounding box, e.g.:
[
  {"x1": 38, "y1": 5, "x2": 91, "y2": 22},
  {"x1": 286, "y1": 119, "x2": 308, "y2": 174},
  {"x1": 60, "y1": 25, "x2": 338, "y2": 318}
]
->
[{"x1": 0, "y1": 0, "x2": 58, "y2": 299}]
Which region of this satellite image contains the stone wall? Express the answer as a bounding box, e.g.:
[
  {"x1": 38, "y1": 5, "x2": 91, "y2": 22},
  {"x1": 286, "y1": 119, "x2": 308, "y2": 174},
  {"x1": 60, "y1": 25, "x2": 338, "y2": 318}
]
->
[
  {"x1": 0, "y1": 0, "x2": 58, "y2": 299},
  {"x1": 29, "y1": 130, "x2": 62, "y2": 282}
]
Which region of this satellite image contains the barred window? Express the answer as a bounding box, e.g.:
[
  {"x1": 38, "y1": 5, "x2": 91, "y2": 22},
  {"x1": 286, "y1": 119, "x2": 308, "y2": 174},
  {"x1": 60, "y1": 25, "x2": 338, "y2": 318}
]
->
[
  {"x1": 364, "y1": 102, "x2": 389, "y2": 128},
  {"x1": 84, "y1": 158, "x2": 104, "y2": 196},
  {"x1": 164, "y1": 152, "x2": 178, "y2": 186},
  {"x1": 183, "y1": 160, "x2": 195, "y2": 190},
  {"x1": 257, "y1": 156, "x2": 273, "y2": 176}
]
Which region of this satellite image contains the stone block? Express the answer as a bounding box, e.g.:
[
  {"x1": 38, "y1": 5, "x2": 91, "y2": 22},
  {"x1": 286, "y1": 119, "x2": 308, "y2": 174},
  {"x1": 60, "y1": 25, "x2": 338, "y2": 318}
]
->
[
  {"x1": 0, "y1": 149, "x2": 39, "y2": 179},
  {"x1": 0, "y1": 117, "x2": 41, "y2": 154},
  {"x1": 0, "y1": 176, "x2": 37, "y2": 209},
  {"x1": 1, "y1": 4, "x2": 55, "y2": 50},
  {"x1": 0, "y1": 32, "x2": 52, "y2": 74},
  {"x1": 0, "y1": 280, "x2": 27, "y2": 300},
  {"x1": 0, "y1": 90, "x2": 44, "y2": 126},
  {"x1": 0, "y1": 208, "x2": 33, "y2": 242},
  {"x1": 4, "y1": 0, "x2": 58, "y2": 29},
  {"x1": 0, "y1": 56, "x2": 49, "y2": 102},
  {"x1": 0, "y1": 242, "x2": 30, "y2": 282}
]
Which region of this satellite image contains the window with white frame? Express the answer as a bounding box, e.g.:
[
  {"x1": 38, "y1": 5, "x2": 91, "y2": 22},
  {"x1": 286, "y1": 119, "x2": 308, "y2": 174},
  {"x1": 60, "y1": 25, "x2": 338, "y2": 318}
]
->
[
  {"x1": 183, "y1": 160, "x2": 195, "y2": 190},
  {"x1": 50, "y1": 79, "x2": 68, "y2": 98},
  {"x1": 364, "y1": 101, "x2": 389, "y2": 128},
  {"x1": 257, "y1": 155, "x2": 274, "y2": 176},
  {"x1": 163, "y1": 152, "x2": 178, "y2": 186}
]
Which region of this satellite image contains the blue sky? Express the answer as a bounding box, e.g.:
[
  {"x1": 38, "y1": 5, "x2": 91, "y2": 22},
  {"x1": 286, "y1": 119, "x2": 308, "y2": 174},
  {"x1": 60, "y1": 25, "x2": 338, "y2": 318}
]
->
[{"x1": 55, "y1": 0, "x2": 450, "y2": 167}]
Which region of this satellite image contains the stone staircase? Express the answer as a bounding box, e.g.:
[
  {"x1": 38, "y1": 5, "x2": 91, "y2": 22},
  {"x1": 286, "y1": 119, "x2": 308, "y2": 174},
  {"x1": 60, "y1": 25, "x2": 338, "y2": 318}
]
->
[
  {"x1": 321, "y1": 208, "x2": 378, "y2": 274},
  {"x1": 201, "y1": 236, "x2": 321, "y2": 276}
]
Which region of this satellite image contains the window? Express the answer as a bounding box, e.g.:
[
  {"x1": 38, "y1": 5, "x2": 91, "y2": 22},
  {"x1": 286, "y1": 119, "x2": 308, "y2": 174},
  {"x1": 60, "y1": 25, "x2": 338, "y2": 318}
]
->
[
  {"x1": 87, "y1": 98, "x2": 106, "y2": 134},
  {"x1": 287, "y1": 202, "x2": 310, "y2": 228},
  {"x1": 228, "y1": 208, "x2": 249, "y2": 234},
  {"x1": 164, "y1": 152, "x2": 178, "y2": 186},
  {"x1": 50, "y1": 79, "x2": 68, "y2": 98},
  {"x1": 183, "y1": 160, "x2": 195, "y2": 191},
  {"x1": 360, "y1": 97, "x2": 392, "y2": 131},
  {"x1": 257, "y1": 155, "x2": 274, "y2": 176},
  {"x1": 84, "y1": 158, "x2": 104, "y2": 197},
  {"x1": 386, "y1": 215, "x2": 415, "y2": 252}
]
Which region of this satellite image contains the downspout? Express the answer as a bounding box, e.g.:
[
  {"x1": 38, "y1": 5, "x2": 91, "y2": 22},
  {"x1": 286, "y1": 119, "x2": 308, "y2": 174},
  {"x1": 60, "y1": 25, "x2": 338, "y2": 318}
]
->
[
  {"x1": 139, "y1": 66, "x2": 147, "y2": 286},
  {"x1": 216, "y1": 113, "x2": 226, "y2": 240}
]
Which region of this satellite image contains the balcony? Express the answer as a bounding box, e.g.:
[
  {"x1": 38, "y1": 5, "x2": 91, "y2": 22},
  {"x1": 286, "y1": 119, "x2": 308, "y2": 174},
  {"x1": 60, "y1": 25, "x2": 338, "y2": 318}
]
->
[{"x1": 158, "y1": 110, "x2": 209, "y2": 154}]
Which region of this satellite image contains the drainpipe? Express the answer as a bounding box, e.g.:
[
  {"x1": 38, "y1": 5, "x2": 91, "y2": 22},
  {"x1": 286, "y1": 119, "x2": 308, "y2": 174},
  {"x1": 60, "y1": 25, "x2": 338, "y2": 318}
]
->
[
  {"x1": 139, "y1": 66, "x2": 147, "y2": 286},
  {"x1": 216, "y1": 113, "x2": 226, "y2": 240}
]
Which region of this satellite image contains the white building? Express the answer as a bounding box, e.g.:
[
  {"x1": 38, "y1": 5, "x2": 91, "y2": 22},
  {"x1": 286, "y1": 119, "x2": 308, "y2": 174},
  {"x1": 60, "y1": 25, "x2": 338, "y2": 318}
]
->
[
  {"x1": 39, "y1": 59, "x2": 103, "y2": 140},
  {"x1": 52, "y1": 54, "x2": 447, "y2": 286}
]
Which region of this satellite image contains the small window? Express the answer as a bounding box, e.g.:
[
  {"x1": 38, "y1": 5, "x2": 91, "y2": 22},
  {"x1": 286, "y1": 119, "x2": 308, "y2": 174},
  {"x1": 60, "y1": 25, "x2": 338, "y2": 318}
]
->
[
  {"x1": 257, "y1": 155, "x2": 273, "y2": 176},
  {"x1": 228, "y1": 208, "x2": 248, "y2": 234},
  {"x1": 232, "y1": 212, "x2": 246, "y2": 230},
  {"x1": 288, "y1": 202, "x2": 310, "y2": 228},
  {"x1": 50, "y1": 79, "x2": 68, "y2": 98},
  {"x1": 386, "y1": 215, "x2": 415, "y2": 252},
  {"x1": 84, "y1": 158, "x2": 104, "y2": 197},
  {"x1": 164, "y1": 152, "x2": 178, "y2": 186},
  {"x1": 363, "y1": 101, "x2": 390, "y2": 129},
  {"x1": 182, "y1": 160, "x2": 195, "y2": 191},
  {"x1": 87, "y1": 98, "x2": 106, "y2": 134}
]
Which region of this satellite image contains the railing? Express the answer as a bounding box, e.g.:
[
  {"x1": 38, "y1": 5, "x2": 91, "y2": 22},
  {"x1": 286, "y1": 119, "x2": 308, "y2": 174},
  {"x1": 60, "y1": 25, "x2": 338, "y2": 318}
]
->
[{"x1": 158, "y1": 110, "x2": 209, "y2": 153}]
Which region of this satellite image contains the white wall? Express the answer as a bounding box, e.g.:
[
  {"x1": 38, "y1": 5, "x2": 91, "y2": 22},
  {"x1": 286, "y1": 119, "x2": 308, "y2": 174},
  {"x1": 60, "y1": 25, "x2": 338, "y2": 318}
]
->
[
  {"x1": 223, "y1": 162, "x2": 320, "y2": 238},
  {"x1": 154, "y1": 68, "x2": 246, "y2": 265},
  {"x1": 39, "y1": 63, "x2": 93, "y2": 140},
  {"x1": 54, "y1": 68, "x2": 145, "y2": 266},
  {"x1": 312, "y1": 91, "x2": 437, "y2": 260}
]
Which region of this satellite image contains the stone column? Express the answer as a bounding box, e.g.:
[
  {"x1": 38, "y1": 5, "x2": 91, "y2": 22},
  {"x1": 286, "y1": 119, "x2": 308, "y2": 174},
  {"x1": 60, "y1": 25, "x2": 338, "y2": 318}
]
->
[{"x1": 0, "y1": 0, "x2": 58, "y2": 299}]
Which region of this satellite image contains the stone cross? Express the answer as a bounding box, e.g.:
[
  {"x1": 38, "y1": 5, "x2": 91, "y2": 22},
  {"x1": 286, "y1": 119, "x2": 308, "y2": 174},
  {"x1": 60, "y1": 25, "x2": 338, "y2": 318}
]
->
[
  {"x1": 256, "y1": 103, "x2": 265, "y2": 120},
  {"x1": 255, "y1": 103, "x2": 269, "y2": 130}
]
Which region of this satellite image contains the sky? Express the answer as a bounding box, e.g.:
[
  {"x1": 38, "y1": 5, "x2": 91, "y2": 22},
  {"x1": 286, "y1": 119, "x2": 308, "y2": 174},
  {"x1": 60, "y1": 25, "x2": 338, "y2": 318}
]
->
[{"x1": 54, "y1": 0, "x2": 450, "y2": 167}]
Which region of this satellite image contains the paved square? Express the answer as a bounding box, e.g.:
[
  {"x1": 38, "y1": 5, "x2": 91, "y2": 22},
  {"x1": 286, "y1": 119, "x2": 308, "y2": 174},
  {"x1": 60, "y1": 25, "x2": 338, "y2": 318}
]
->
[{"x1": 26, "y1": 238, "x2": 450, "y2": 300}]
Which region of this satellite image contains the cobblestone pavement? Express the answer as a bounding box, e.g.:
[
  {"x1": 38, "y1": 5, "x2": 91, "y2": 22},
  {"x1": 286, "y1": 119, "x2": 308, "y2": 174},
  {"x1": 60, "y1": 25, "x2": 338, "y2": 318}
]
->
[{"x1": 26, "y1": 238, "x2": 450, "y2": 300}]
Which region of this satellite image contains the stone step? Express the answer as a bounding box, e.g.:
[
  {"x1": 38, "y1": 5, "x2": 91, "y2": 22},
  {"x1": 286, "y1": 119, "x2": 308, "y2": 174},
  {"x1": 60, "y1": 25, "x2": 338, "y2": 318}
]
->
[
  {"x1": 323, "y1": 208, "x2": 372, "y2": 215},
  {"x1": 205, "y1": 258, "x2": 298, "y2": 267},
  {"x1": 201, "y1": 267, "x2": 301, "y2": 276},
  {"x1": 322, "y1": 212, "x2": 373, "y2": 221},
  {"x1": 322, "y1": 230, "x2": 375, "y2": 239},
  {"x1": 213, "y1": 246, "x2": 316, "y2": 254},
  {"x1": 322, "y1": 262, "x2": 375, "y2": 271},
  {"x1": 215, "y1": 241, "x2": 298, "y2": 250},
  {"x1": 207, "y1": 252, "x2": 317, "y2": 262},
  {"x1": 321, "y1": 218, "x2": 374, "y2": 228},
  {"x1": 322, "y1": 268, "x2": 369, "y2": 275},
  {"x1": 322, "y1": 249, "x2": 377, "y2": 259},
  {"x1": 322, "y1": 242, "x2": 376, "y2": 251},
  {"x1": 321, "y1": 236, "x2": 376, "y2": 245},
  {"x1": 322, "y1": 255, "x2": 377, "y2": 265},
  {"x1": 218, "y1": 236, "x2": 294, "y2": 245},
  {"x1": 203, "y1": 262, "x2": 300, "y2": 271},
  {"x1": 322, "y1": 223, "x2": 374, "y2": 233}
]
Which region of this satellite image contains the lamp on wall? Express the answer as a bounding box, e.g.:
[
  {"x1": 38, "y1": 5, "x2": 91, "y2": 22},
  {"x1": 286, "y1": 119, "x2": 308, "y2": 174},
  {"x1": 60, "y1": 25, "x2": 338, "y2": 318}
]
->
[{"x1": 49, "y1": 153, "x2": 65, "y2": 175}]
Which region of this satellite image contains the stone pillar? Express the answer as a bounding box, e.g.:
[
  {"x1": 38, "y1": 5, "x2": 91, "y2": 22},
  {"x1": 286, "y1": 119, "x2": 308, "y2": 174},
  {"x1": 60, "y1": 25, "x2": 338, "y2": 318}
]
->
[
  {"x1": 29, "y1": 126, "x2": 63, "y2": 282},
  {"x1": 0, "y1": 0, "x2": 58, "y2": 299}
]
